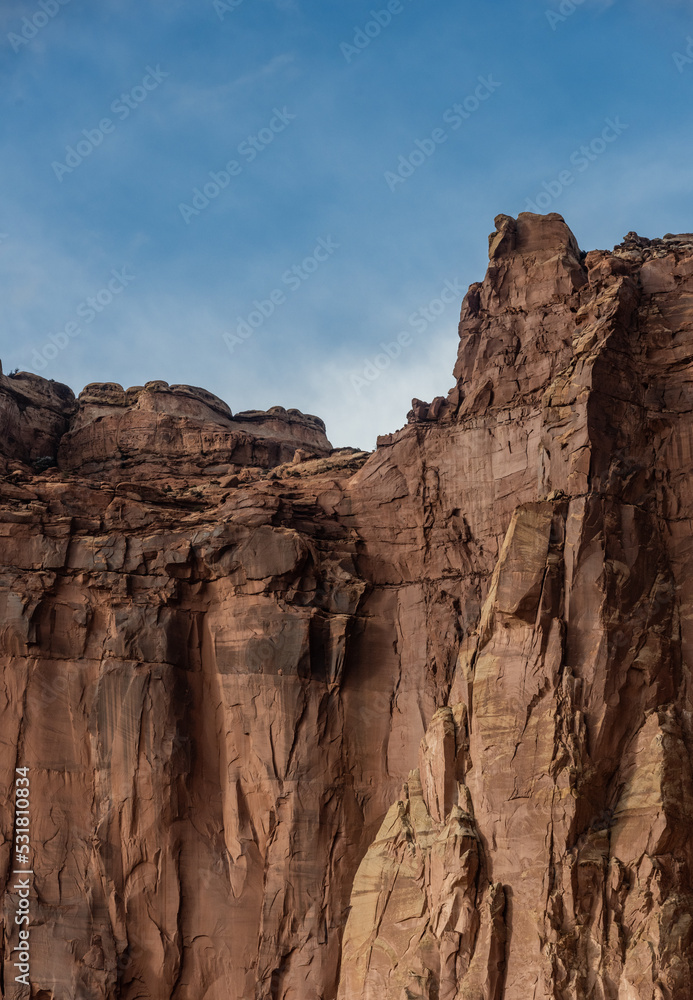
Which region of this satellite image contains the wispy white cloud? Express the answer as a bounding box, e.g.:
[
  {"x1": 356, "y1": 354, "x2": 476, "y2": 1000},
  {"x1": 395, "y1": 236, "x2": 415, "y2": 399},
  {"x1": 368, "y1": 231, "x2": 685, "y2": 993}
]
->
[
  {"x1": 162, "y1": 51, "x2": 297, "y2": 123},
  {"x1": 230, "y1": 52, "x2": 296, "y2": 90},
  {"x1": 304, "y1": 326, "x2": 458, "y2": 450},
  {"x1": 2, "y1": 0, "x2": 693, "y2": 456}
]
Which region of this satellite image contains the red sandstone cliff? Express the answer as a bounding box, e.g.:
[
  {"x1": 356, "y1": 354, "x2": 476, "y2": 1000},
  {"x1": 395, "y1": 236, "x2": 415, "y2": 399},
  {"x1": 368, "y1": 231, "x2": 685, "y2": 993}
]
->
[{"x1": 1, "y1": 213, "x2": 692, "y2": 999}]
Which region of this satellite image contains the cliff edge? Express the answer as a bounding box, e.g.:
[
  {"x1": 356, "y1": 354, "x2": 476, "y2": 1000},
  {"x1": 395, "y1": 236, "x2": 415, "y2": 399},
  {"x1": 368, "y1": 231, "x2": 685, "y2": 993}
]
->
[{"x1": 1, "y1": 212, "x2": 692, "y2": 1000}]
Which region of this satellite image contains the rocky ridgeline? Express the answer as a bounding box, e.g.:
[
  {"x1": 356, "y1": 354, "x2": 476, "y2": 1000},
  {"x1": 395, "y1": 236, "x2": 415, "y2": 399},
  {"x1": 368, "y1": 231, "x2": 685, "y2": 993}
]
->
[
  {"x1": 614, "y1": 229, "x2": 693, "y2": 259},
  {"x1": 1, "y1": 212, "x2": 693, "y2": 1000},
  {"x1": 0, "y1": 372, "x2": 333, "y2": 480}
]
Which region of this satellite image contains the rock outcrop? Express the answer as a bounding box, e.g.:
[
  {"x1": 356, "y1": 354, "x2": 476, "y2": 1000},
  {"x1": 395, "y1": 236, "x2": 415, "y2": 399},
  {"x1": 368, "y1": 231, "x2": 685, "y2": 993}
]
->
[
  {"x1": 57, "y1": 381, "x2": 332, "y2": 480},
  {"x1": 0, "y1": 365, "x2": 77, "y2": 473},
  {"x1": 1, "y1": 212, "x2": 692, "y2": 999}
]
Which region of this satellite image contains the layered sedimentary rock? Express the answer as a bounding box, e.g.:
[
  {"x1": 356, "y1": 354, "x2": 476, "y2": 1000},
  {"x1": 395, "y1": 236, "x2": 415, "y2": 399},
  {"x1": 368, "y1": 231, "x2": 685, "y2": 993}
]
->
[
  {"x1": 0, "y1": 366, "x2": 77, "y2": 473},
  {"x1": 1, "y1": 212, "x2": 692, "y2": 1000},
  {"x1": 57, "y1": 380, "x2": 332, "y2": 479}
]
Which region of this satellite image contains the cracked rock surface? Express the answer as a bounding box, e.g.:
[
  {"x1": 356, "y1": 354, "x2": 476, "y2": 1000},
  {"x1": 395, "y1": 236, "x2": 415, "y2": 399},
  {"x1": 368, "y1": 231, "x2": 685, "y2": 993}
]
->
[{"x1": 1, "y1": 211, "x2": 692, "y2": 999}]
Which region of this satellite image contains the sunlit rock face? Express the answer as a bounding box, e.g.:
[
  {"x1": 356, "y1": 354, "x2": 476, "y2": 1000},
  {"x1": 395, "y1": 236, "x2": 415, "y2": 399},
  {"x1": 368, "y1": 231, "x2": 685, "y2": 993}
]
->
[
  {"x1": 57, "y1": 380, "x2": 333, "y2": 479},
  {"x1": 1, "y1": 213, "x2": 693, "y2": 1000}
]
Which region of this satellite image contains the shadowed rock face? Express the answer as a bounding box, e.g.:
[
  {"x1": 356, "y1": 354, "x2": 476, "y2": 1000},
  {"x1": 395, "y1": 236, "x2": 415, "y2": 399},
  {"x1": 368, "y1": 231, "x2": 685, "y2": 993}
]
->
[
  {"x1": 1, "y1": 211, "x2": 693, "y2": 1000},
  {"x1": 0, "y1": 368, "x2": 77, "y2": 471}
]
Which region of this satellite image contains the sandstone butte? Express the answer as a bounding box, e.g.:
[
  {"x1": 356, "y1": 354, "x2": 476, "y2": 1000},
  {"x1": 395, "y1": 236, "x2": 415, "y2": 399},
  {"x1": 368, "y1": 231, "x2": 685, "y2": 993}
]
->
[{"x1": 1, "y1": 211, "x2": 693, "y2": 1000}]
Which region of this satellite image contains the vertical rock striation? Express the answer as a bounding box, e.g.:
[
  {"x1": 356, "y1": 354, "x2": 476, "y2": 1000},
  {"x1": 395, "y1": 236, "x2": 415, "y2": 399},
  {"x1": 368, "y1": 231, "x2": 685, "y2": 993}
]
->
[{"x1": 1, "y1": 213, "x2": 692, "y2": 999}]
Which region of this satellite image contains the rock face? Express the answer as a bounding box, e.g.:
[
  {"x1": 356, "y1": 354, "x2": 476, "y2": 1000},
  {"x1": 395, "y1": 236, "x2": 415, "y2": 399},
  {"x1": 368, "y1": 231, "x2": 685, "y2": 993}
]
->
[
  {"x1": 57, "y1": 381, "x2": 332, "y2": 479},
  {"x1": 1, "y1": 212, "x2": 693, "y2": 1000},
  {"x1": 0, "y1": 365, "x2": 77, "y2": 473}
]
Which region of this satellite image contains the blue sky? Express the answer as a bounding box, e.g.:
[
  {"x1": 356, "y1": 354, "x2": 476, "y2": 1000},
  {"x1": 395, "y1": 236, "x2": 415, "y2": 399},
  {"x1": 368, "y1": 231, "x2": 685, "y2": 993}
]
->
[{"x1": 1, "y1": 0, "x2": 691, "y2": 449}]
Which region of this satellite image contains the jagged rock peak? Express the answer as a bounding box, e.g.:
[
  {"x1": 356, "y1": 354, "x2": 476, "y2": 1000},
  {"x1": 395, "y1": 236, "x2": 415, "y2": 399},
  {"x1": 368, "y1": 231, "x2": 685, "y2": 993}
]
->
[{"x1": 488, "y1": 210, "x2": 582, "y2": 261}]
